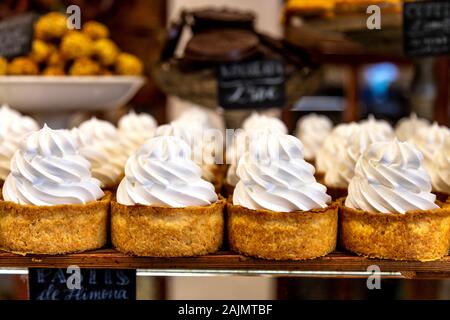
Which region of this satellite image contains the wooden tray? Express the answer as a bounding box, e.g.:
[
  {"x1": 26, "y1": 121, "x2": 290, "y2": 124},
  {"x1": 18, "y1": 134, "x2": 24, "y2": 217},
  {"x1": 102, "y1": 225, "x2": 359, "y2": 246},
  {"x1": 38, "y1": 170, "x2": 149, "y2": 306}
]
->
[
  {"x1": 285, "y1": 14, "x2": 407, "y2": 61},
  {"x1": 1, "y1": 250, "x2": 450, "y2": 279}
]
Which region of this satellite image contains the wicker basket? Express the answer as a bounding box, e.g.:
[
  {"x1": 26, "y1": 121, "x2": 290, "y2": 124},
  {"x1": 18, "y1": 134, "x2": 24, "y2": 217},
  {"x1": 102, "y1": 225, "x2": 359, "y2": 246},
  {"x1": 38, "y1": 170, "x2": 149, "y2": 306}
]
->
[{"x1": 152, "y1": 60, "x2": 322, "y2": 110}]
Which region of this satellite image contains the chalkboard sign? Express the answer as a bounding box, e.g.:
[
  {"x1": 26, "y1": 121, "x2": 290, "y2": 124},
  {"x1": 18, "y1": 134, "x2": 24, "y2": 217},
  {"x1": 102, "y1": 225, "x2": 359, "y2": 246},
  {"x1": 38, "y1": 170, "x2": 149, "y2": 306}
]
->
[
  {"x1": 28, "y1": 268, "x2": 136, "y2": 301},
  {"x1": 404, "y1": 1, "x2": 450, "y2": 56},
  {"x1": 0, "y1": 13, "x2": 36, "y2": 59},
  {"x1": 218, "y1": 59, "x2": 286, "y2": 109}
]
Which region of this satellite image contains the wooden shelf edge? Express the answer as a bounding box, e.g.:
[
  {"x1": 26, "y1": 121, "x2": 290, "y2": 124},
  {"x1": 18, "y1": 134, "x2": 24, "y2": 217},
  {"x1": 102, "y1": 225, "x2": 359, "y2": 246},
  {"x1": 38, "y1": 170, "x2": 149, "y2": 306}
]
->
[{"x1": 1, "y1": 250, "x2": 450, "y2": 277}]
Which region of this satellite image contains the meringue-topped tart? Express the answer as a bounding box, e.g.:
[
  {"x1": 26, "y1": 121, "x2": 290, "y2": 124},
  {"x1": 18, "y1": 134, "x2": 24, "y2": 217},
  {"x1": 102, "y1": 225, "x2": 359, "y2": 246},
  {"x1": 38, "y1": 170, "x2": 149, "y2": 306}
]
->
[
  {"x1": 228, "y1": 131, "x2": 338, "y2": 260},
  {"x1": 0, "y1": 124, "x2": 110, "y2": 255},
  {"x1": 111, "y1": 135, "x2": 225, "y2": 257},
  {"x1": 116, "y1": 135, "x2": 218, "y2": 207},
  {"x1": 341, "y1": 139, "x2": 450, "y2": 261}
]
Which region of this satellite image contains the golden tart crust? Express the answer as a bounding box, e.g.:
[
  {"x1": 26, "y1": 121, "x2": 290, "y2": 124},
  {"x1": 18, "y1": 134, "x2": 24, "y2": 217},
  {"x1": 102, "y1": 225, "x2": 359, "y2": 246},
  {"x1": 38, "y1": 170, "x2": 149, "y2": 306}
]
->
[
  {"x1": 227, "y1": 201, "x2": 338, "y2": 260},
  {"x1": 0, "y1": 192, "x2": 111, "y2": 255},
  {"x1": 111, "y1": 198, "x2": 225, "y2": 257},
  {"x1": 340, "y1": 203, "x2": 450, "y2": 261}
]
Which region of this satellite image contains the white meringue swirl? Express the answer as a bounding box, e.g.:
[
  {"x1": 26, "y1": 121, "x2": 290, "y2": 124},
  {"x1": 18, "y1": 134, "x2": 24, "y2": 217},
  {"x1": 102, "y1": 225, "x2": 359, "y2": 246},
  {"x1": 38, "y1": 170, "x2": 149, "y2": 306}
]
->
[
  {"x1": 0, "y1": 103, "x2": 21, "y2": 119},
  {"x1": 77, "y1": 117, "x2": 128, "y2": 188},
  {"x1": 315, "y1": 122, "x2": 358, "y2": 174},
  {"x1": 177, "y1": 107, "x2": 212, "y2": 129},
  {"x1": 295, "y1": 113, "x2": 332, "y2": 161},
  {"x1": 155, "y1": 121, "x2": 221, "y2": 183},
  {"x1": 345, "y1": 139, "x2": 438, "y2": 214},
  {"x1": 79, "y1": 117, "x2": 119, "y2": 142},
  {"x1": 0, "y1": 104, "x2": 39, "y2": 180},
  {"x1": 233, "y1": 132, "x2": 331, "y2": 212},
  {"x1": 242, "y1": 112, "x2": 287, "y2": 134},
  {"x1": 3, "y1": 124, "x2": 104, "y2": 205},
  {"x1": 116, "y1": 135, "x2": 218, "y2": 207},
  {"x1": 226, "y1": 113, "x2": 287, "y2": 188},
  {"x1": 118, "y1": 111, "x2": 157, "y2": 154},
  {"x1": 325, "y1": 124, "x2": 392, "y2": 188},
  {"x1": 226, "y1": 130, "x2": 249, "y2": 186},
  {"x1": 226, "y1": 128, "x2": 285, "y2": 187},
  {"x1": 172, "y1": 110, "x2": 224, "y2": 183},
  {"x1": 429, "y1": 138, "x2": 450, "y2": 195},
  {"x1": 155, "y1": 122, "x2": 194, "y2": 143},
  {"x1": 72, "y1": 128, "x2": 125, "y2": 189},
  {"x1": 359, "y1": 115, "x2": 394, "y2": 137},
  {"x1": 395, "y1": 113, "x2": 430, "y2": 142},
  {"x1": 412, "y1": 122, "x2": 450, "y2": 170},
  {"x1": 179, "y1": 106, "x2": 225, "y2": 132}
]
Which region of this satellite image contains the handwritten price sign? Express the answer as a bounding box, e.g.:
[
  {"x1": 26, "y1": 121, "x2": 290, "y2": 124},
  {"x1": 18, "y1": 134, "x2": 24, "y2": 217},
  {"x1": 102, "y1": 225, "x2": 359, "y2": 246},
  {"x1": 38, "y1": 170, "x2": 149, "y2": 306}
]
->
[
  {"x1": 218, "y1": 60, "x2": 286, "y2": 109},
  {"x1": 404, "y1": 1, "x2": 450, "y2": 56}
]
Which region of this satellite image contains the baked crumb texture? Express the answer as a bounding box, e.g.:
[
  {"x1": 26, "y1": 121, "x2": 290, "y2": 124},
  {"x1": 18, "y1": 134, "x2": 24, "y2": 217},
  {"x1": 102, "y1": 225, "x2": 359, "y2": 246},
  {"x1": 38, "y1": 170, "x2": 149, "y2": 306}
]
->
[
  {"x1": 111, "y1": 199, "x2": 225, "y2": 257},
  {"x1": 0, "y1": 192, "x2": 111, "y2": 255},
  {"x1": 340, "y1": 203, "x2": 450, "y2": 261},
  {"x1": 227, "y1": 201, "x2": 338, "y2": 260}
]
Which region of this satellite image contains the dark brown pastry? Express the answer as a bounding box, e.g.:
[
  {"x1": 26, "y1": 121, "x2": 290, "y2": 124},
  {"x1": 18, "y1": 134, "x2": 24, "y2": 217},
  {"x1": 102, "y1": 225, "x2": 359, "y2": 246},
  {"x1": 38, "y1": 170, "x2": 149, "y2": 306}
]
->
[
  {"x1": 190, "y1": 7, "x2": 255, "y2": 33},
  {"x1": 184, "y1": 29, "x2": 259, "y2": 63}
]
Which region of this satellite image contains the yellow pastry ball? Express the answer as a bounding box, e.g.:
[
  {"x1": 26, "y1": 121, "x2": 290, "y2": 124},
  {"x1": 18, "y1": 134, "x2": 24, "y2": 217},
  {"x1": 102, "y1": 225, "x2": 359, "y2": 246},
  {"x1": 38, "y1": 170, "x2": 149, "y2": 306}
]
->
[
  {"x1": 35, "y1": 12, "x2": 68, "y2": 40},
  {"x1": 60, "y1": 31, "x2": 93, "y2": 60},
  {"x1": 0, "y1": 57, "x2": 7, "y2": 75},
  {"x1": 7, "y1": 57, "x2": 39, "y2": 75},
  {"x1": 83, "y1": 21, "x2": 110, "y2": 40},
  {"x1": 30, "y1": 40, "x2": 52, "y2": 63},
  {"x1": 42, "y1": 66, "x2": 65, "y2": 76},
  {"x1": 93, "y1": 39, "x2": 119, "y2": 66},
  {"x1": 47, "y1": 50, "x2": 65, "y2": 67},
  {"x1": 69, "y1": 58, "x2": 101, "y2": 76},
  {"x1": 115, "y1": 53, "x2": 143, "y2": 76}
]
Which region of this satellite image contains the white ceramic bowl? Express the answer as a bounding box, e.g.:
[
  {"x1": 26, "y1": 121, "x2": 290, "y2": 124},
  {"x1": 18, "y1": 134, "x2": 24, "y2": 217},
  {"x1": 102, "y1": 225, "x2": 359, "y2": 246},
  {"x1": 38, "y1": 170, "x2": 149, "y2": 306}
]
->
[{"x1": 0, "y1": 76, "x2": 146, "y2": 112}]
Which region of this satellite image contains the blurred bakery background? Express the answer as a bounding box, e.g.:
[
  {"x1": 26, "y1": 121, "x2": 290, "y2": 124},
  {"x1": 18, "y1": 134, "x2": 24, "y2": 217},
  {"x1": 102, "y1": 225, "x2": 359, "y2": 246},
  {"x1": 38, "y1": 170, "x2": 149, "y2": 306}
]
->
[{"x1": 0, "y1": 0, "x2": 449, "y2": 300}]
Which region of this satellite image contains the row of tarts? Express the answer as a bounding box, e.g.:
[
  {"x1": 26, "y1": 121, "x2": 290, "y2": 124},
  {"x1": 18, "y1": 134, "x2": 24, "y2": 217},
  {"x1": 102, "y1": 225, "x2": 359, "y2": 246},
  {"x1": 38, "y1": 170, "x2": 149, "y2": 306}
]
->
[{"x1": 0, "y1": 119, "x2": 449, "y2": 262}]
